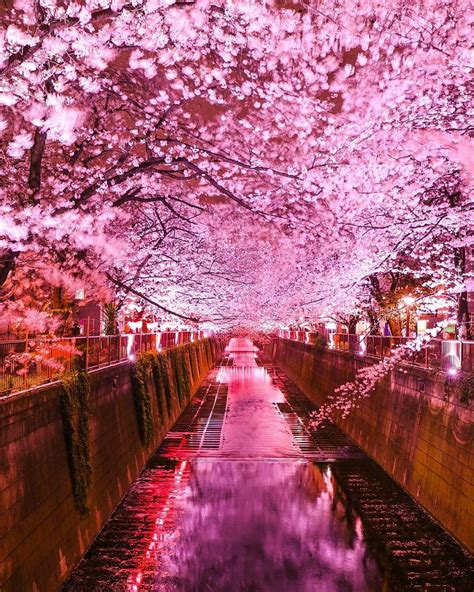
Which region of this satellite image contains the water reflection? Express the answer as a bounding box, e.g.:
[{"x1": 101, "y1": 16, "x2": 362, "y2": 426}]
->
[
  {"x1": 64, "y1": 337, "x2": 470, "y2": 592},
  {"x1": 147, "y1": 460, "x2": 383, "y2": 591},
  {"x1": 218, "y1": 339, "x2": 297, "y2": 458}
]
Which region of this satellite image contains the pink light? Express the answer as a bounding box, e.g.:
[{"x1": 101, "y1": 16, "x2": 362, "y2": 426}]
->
[
  {"x1": 127, "y1": 458, "x2": 190, "y2": 591},
  {"x1": 447, "y1": 368, "x2": 458, "y2": 376}
]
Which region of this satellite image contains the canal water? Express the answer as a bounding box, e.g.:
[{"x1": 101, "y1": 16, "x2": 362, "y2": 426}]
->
[{"x1": 64, "y1": 338, "x2": 473, "y2": 591}]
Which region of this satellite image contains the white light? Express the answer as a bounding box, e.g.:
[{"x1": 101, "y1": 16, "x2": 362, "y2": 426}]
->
[
  {"x1": 127, "y1": 334, "x2": 134, "y2": 356},
  {"x1": 448, "y1": 368, "x2": 458, "y2": 376},
  {"x1": 403, "y1": 296, "x2": 415, "y2": 306},
  {"x1": 128, "y1": 353, "x2": 135, "y2": 362}
]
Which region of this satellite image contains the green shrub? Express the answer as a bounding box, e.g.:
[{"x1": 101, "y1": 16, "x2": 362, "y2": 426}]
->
[
  {"x1": 210, "y1": 338, "x2": 217, "y2": 360},
  {"x1": 204, "y1": 339, "x2": 212, "y2": 367},
  {"x1": 150, "y1": 353, "x2": 168, "y2": 420},
  {"x1": 196, "y1": 340, "x2": 205, "y2": 370},
  {"x1": 131, "y1": 353, "x2": 155, "y2": 446},
  {"x1": 131, "y1": 339, "x2": 219, "y2": 445},
  {"x1": 190, "y1": 343, "x2": 199, "y2": 384},
  {"x1": 459, "y1": 376, "x2": 474, "y2": 406},
  {"x1": 60, "y1": 370, "x2": 92, "y2": 514},
  {"x1": 170, "y1": 347, "x2": 191, "y2": 404},
  {"x1": 183, "y1": 348, "x2": 193, "y2": 401},
  {"x1": 159, "y1": 352, "x2": 176, "y2": 413}
]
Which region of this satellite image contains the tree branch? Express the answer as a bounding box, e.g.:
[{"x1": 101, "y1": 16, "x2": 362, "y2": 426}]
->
[
  {"x1": 107, "y1": 273, "x2": 201, "y2": 323},
  {"x1": 28, "y1": 129, "x2": 47, "y2": 200}
]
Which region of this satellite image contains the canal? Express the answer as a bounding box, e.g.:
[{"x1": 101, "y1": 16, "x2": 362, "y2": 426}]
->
[{"x1": 63, "y1": 338, "x2": 473, "y2": 591}]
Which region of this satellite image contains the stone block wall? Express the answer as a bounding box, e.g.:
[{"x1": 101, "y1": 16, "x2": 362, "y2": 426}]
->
[
  {"x1": 0, "y1": 340, "x2": 219, "y2": 592},
  {"x1": 266, "y1": 338, "x2": 473, "y2": 552}
]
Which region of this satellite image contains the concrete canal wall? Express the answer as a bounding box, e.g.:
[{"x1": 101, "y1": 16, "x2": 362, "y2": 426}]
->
[
  {"x1": 0, "y1": 340, "x2": 220, "y2": 592},
  {"x1": 266, "y1": 338, "x2": 473, "y2": 552}
]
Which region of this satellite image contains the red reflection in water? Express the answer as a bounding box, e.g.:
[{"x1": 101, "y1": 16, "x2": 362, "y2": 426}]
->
[{"x1": 126, "y1": 460, "x2": 191, "y2": 592}]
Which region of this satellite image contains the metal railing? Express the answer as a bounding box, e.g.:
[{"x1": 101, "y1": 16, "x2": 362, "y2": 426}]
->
[
  {"x1": 278, "y1": 330, "x2": 473, "y2": 374},
  {"x1": 0, "y1": 331, "x2": 209, "y2": 397}
]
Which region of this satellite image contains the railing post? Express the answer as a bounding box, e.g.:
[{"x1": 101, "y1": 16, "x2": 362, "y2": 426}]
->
[
  {"x1": 48, "y1": 340, "x2": 52, "y2": 380},
  {"x1": 24, "y1": 331, "x2": 28, "y2": 389},
  {"x1": 85, "y1": 318, "x2": 90, "y2": 371}
]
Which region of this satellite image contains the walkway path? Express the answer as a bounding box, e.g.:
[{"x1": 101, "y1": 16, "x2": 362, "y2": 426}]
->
[{"x1": 63, "y1": 338, "x2": 473, "y2": 592}]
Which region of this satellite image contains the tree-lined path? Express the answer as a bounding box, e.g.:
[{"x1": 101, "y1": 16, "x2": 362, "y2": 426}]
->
[{"x1": 63, "y1": 339, "x2": 472, "y2": 592}]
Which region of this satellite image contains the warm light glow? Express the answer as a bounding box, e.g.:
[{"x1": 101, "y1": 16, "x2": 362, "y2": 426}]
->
[
  {"x1": 417, "y1": 320, "x2": 427, "y2": 334},
  {"x1": 402, "y1": 296, "x2": 415, "y2": 306}
]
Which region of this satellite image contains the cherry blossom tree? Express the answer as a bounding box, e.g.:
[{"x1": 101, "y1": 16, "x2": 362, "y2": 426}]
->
[{"x1": 0, "y1": 0, "x2": 472, "y2": 331}]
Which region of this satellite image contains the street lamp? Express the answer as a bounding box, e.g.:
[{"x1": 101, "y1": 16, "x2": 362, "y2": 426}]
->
[{"x1": 402, "y1": 296, "x2": 416, "y2": 338}]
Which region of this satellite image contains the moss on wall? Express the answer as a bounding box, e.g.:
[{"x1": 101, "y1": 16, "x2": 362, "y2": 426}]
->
[
  {"x1": 132, "y1": 338, "x2": 220, "y2": 446},
  {"x1": 150, "y1": 354, "x2": 168, "y2": 419},
  {"x1": 131, "y1": 352, "x2": 155, "y2": 446},
  {"x1": 160, "y1": 352, "x2": 176, "y2": 412},
  {"x1": 190, "y1": 344, "x2": 199, "y2": 383},
  {"x1": 60, "y1": 370, "x2": 92, "y2": 514}
]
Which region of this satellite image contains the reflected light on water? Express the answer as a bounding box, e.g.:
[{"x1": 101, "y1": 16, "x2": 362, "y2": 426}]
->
[{"x1": 140, "y1": 460, "x2": 383, "y2": 592}]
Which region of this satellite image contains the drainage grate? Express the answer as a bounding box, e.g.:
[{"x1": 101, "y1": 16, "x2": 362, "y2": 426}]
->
[
  {"x1": 260, "y1": 355, "x2": 364, "y2": 460},
  {"x1": 216, "y1": 354, "x2": 234, "y2": 367},
  {"x1": 275, "y1": 402, "x2": 323, "y2": 455},
  {"x1": 159, "y1": 376, "x2": 228, "y2": 458}
]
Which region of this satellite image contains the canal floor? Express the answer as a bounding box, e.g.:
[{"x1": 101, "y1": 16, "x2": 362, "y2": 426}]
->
[{"x1": 63, "y1": 338, "x2": 473, "y2": 591}]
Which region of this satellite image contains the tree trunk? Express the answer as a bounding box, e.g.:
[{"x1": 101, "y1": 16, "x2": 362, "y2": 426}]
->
[
  {"x1": 0, "y1": 249, "x2": 18, "y2": 288},
  {"x1": 348, "y1": 316, "x2": 358, "y2": 334},
  {"x1": 367, "y1": 309, "x2": 380, "y2": 335},
  {"x1": 454, "y1": 246, "x2": 471, "y2": 339},
  {"x1": 28, "y1": 129, "x2": 47, "y2": 199}
]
